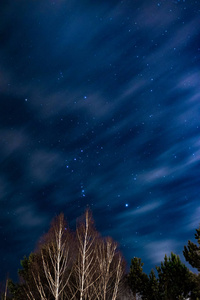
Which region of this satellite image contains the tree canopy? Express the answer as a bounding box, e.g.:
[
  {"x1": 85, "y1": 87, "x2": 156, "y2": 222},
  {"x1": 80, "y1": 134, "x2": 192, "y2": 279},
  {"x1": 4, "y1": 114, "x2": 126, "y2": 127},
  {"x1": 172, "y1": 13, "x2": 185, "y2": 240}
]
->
[
  {"x1": 3, "y1": 214, "x2": 200, "y2": 300},
  {"x1": 7, "y1": 210, "x2": 125, "y2": 300}
]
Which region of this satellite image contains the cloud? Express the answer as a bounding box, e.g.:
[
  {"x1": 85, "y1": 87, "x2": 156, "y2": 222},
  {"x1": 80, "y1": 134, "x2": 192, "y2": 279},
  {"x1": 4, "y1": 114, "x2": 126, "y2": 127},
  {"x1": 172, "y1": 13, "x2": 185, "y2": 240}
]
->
[
  {"x1": 0, "y1": 129, "x2": 28, "y2": 156},
  {"x1": 15, "y1": 204, "x2": 47, "y2": 228},
  {"x1": 135, "y1": 1, "x2": 177, "y2": 29},
  {"x1": 184, "y1": 206, "x2": 200, "y2": 232},
  {"x1": 145, "y1": 239, "x2": 180, "y2": 265}
]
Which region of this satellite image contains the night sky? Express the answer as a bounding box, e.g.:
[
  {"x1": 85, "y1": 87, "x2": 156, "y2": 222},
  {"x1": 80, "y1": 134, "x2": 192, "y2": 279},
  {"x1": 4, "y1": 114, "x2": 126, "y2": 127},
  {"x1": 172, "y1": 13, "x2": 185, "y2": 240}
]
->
[{"x1": 1, "y1": 0, "x2": 200, "y2": 282}]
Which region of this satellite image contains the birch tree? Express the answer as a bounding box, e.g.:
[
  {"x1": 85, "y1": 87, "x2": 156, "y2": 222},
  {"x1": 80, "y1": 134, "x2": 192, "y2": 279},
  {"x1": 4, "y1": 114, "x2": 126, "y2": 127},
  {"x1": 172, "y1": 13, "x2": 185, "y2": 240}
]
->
[
  {"x1": 3, "y1": 277, "x2": 8, "y2": 300},
  {"x1": 32, "y1": 213, "x2": 73, "y2": 300},
  {"x1": 73, "y1": 209, "x2": 99, "y2": 300},
  {"x1": 8, "y1": 209, "x2": 126, "y2": 300},
  {"x1": 94, "y1": 237, "x2": 125, "y2": 300}
]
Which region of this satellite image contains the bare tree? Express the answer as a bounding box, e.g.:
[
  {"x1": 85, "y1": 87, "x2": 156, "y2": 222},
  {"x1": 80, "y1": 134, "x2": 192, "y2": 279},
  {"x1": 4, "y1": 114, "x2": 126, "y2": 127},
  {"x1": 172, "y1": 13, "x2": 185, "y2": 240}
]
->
[
  {"x1": 94, "y1": 237, "x2": 125, "y2": 300},
  {"x1": 10, "y1": 210, "x2": 126, "y2": 300},
  {"x1": 3, "y1": 277, "x2": 8, "y2": 300},
  {"x1": 31, "y1": 213, "x2": 73, "y2": 300},
  {"x1": 111, "y1": 252, "x2": 125, "y2": 300},
  {"x1": 73, "y1": 209, "x2": 99, "y2": 300}
]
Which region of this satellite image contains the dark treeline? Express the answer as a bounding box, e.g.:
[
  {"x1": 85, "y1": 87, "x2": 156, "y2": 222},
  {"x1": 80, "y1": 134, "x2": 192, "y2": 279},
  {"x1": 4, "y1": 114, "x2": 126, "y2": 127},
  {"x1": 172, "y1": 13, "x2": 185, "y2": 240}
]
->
[{"x1": 1, "y1": 210, "x2": 200, "y2": 300}]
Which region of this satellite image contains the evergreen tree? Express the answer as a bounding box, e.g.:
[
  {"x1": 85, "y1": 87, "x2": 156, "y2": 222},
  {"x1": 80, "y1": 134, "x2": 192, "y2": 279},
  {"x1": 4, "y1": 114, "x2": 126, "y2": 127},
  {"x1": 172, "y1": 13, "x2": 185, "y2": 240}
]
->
[
  {"x1": 156, "y1": 252, "x2": 192, "y2": 300},
  {"x1": 183, "y1": 226, "x2": 200, "y2": 272},
  {"x1": 183, "y1": 225, "x2": 200, "y2": 299},
  {"x1": 128, "y1": 257, "x2": 149, "y2": 299},
  {"x1": 146, "y1": 269, "x2": 159, "y2": 300}
]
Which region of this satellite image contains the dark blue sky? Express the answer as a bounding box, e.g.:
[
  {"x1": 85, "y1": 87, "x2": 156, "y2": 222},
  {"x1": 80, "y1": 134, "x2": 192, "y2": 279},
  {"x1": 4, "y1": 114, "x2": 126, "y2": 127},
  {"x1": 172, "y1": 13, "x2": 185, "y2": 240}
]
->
[{"x1": 1, "y1": 0, "x2": 200, "y2": 281}]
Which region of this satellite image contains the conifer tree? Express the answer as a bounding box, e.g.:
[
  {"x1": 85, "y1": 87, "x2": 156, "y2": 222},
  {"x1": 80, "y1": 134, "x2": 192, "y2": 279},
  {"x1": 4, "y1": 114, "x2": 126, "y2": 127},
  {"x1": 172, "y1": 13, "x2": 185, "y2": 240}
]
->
[
  {"x1": 183, "y1": 225, "x2": 200, "y2": 299},
  {"x1": 183, "y1": 226, "x2": 200, "y2": 272},
  {"x1": 146, "y1": 269, "x2": 159, "y2": 300},
  {"x1": 128, "y1": 257, "x2": 149, "y2": 300},
  {"x1": 156, "y1": 252, "x2": 192, "y2": 300}
]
